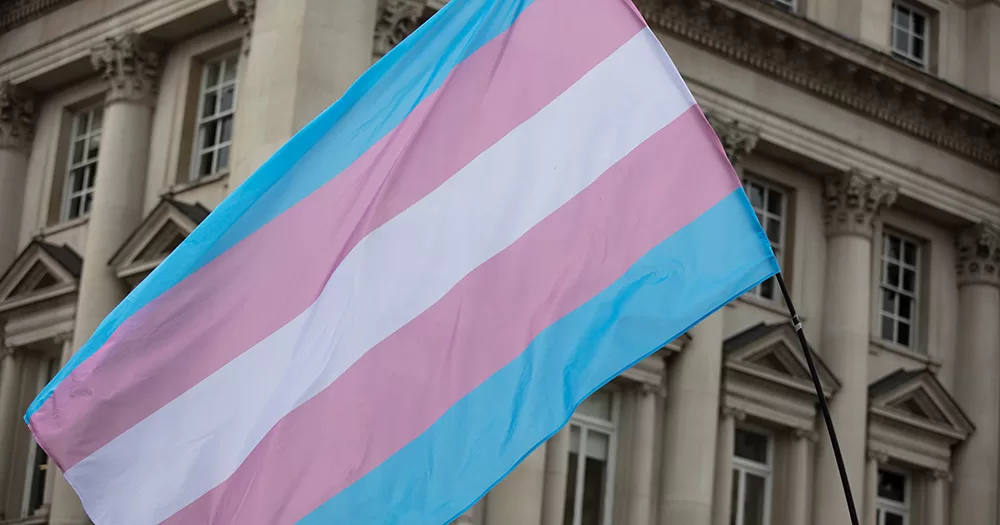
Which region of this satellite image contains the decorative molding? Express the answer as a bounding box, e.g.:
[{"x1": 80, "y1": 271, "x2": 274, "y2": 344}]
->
[
  {"x1": 705, "y1": 112, "x2": 759, "y2": 166},
  {"x1": 373, "y1": 0, "x2": 430, "y2": 56},
  {"x1": 866, "y1": 448, "x2": 889, "y2": 464},
  {"x1": 0, "y1": 0, "x2": 76, "y2": 33},
  {"x1": 931, "y1": 469, "x2": 953, "y2": 483},
  {"x1": 794, "y1": 428, "x2": 817, "y2": 442},
  {"x1": 823, "y1": 169, "x2": 898, "y2": 239},
  {"x1": 956, "y1": 222, "x2": 1000, "y2": 287},
  {"x1": 90, "y1": 32, "x2": 161, "y2": 106},
  {"x1": 0, "y1": 346, "x2": 14, "y2": 360},
  {"x1": 227, "y1": 0, "x2": 255, "y2": 55},
  {"x1": 722, "y1": 406, "x2": 746, "y2": 421},
  {"x1": 632, "y1": 0, "x2": 1000, "y2": 170},
  {"x1": 0, "y1": 81, "x2": 36, "y2": 152}
]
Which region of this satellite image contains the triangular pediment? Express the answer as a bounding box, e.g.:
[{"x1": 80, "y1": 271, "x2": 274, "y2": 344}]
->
[
  {"x1": 110, "y1": 198, "x2": 209, "y2": 286},
  {"x1": 724, "y1": 322, "x2": 840, "y2": 397},
  {"x1": 870, "y1": 369, "x2": 974, "y2": 438},
  {"x1": 0, "y1": 241, "x2": 81, "y2": 313}
]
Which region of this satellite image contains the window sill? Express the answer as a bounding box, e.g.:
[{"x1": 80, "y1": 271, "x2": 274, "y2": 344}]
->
[
  {"x1": 164, "y1": 171, "x2": 230, "y2": 197},
  {"x1": 869, "y1": 338, "x2": 940, "y2": 370},
  {"x1": 35, "y1": 216, "x2": 89, "y2": 238}
]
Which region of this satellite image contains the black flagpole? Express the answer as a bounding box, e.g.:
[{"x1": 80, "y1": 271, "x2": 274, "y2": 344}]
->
[{"x1": 774, "y1": 272, "x2": 862, "y2": 525}]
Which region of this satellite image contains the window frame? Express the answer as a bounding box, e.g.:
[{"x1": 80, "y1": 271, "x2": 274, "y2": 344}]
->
[
  {"x1": 61, "y1": 105, "x2": 103, "y2": 222},
  {"x1": 768, "y1": 0, "x2": 796, "y2": 12},
  {"x1": 741, "y1": 176, "x2": 788, "y2": 303},
  {"x1": 564, "y1": 388, "x2": 620, "y2": 525},
  {"x1": 189, "y1": 51, "x2": 240, "y2": 181},
  {"x1": 875, "y1": 466, "x2": 911, "y2": 525},
  {"x1": 21, "y1": 355, "x2": 58, "y2": 517},
  {"x1": 877, "y1": 229, "x2": 922, "y2": 351},
  {"x1": 890, "y1": 1, "x2": 931, "y2": 70},
  {"x1": 731, "y1": 426, "x2": 774, "y2": 525}
]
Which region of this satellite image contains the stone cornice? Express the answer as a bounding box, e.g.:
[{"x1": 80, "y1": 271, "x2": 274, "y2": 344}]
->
[
  {"x1": 91, "y1": 32, "x2": 160, "y2": 106},
  {"x1": 956, "y1": 222, "x2": 1000, "y2": 286},
  {"x1": 0, "y1": 81, "x2": 36, "y2": 151},
  {"x1": 634, "y1": 0, "x2": 1000, "y2": 171},
  {"x1": 0, "y1": 0, "x2": 76, "y2": 33},
  {"x1": 823, "y1": 168, "x2": 898, "y2": 238}
]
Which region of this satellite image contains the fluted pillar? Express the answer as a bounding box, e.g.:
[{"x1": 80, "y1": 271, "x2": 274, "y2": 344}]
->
[
  {"x1": 628, "y1": 384, "x2": 658, "y2": 525},
  {"x1": 862, "y1": 450, "x2": 887, "y2": 525},
  {"x1": 813, "y1": 170, "x2": 896, "y2": 525},
  {"x1": 50, "y1": 32, "x2": 161, "y2": 525},
  {"x1": 927, "y1": 470, "x2": 948, "y2": 525},
  {"x1": 711, "y1": 407, "x2": 743, "y2": 525},
  {"x1": 659, "y1": 311, "x2": 725, "y2": 525},
  {"x1": 485, "y1": 444, "x2": 546, "y2": 525},
  {"x1": 0, "y1": 345, "x2": 21, "y2": 519},
  {"x1": 541, "y1": 426, "x2": 570, "y2": 525},
  {"x1": 787, "y1": 429, "x2": 814, "y2": 525},
  {"x1": 0, "y1": 81, "x2": 36, "y2": 271},
  {"x1": 228, "y1": 0, "x2": 378, "y2": 188},
  {"x1": 950, "y1": 222, "x2": 1000, "y2": 525}
]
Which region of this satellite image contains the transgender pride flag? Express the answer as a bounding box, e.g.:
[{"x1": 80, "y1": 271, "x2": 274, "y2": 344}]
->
[{"x1": 26, "y1": 0, "x2": 777, "y2": 523}]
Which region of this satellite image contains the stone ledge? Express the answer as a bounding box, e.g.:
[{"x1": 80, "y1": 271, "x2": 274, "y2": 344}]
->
[{"x1": 0, "y1": 0, "x2": 76, "y2": 33}]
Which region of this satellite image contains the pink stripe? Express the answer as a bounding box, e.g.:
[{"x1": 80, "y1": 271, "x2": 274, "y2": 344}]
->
[
  {"x1": 31, "y1": 0, "x2": 645, "y2": 470},
  {"x1": 164, "y1": 108, "x2": 739, "y2": 525}
]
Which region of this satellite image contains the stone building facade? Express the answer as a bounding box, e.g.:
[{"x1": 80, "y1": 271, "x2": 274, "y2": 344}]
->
[{"x1": 0, "y1": 0, "x2": 997, "y2": 524}]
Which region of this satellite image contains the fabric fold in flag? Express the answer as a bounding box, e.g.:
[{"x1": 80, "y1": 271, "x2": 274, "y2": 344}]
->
[{"x1": 26, "y1": 0, "x2": 778, "y2": 524}]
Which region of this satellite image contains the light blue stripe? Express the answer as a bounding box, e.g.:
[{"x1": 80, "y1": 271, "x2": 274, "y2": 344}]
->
[
  {"x1": 296, "y1": 189, "x2": 779, "y2": 525},
  {"x1": 27, "y1": 0, "x2": 537, "y2": 422}
]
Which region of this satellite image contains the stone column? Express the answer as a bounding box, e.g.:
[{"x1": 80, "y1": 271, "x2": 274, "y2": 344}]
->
[
  {"x1": 711, "y1": 407, "x2": 743, "y2": 525},
  {"x1": 50, "y1": 32, "x2": 161, "y2": 525},
  {"x1": 628, "y1": 384, "x2": 658, "y2": 525},
  {"x1": 813, "y1": 170, "x2": 896, "y2": 525},
  {"x1": 950, "y1": 222, "x2": 1000, "y2": 525},
  {"x1": 0, "y1": 345, "x2": 21, "y2": 519},
  {"x1": 659, "y1": 311, "x2": 725, "y2": 525},
  {"x1": 228, "y1": 0, "x2": 378, "y2": 189},
  {"x1": 926, "y1": 470, "x2": 948, "y2": 525},
  {"x1": 0, "y1": 81, "x2": 36, "y2": 271},
  {"x1": 541, "y1": 426, "x2": 570, "y2": 525},
  {"x1": 787, "y1": 429, "x2": 814, "y2": 525},
  {"x1": 862, "y1": 450, "x2": 887, "y2": 525},
  {"x1": 485, "y1": 444, "x2": 546, "y2": 525}
]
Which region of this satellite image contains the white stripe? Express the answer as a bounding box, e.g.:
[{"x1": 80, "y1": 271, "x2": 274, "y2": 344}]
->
[{"x1": 67, "y1": 28, "x2": 695, "y2": 525}]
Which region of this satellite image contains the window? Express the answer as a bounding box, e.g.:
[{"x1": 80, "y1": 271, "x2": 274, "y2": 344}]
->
[
  {"x1": 23, "y1": 356, "x2": 57, "y2": 516},
  {"x1": 743, "y1": 178, "x2": 786, "y2": 301},
  {"x1": 731, "y1": 428, "x2": 772, "y2": 525},
  {"x1": 564, "y1": 390, "x2": 618, "y2": 525},
  {"x1": 192, "y1": 53, "x2": 239, "y2": 179},
  {"x1": 63, "y1": 107, "x2": 103, "y2": 221},
  {"x1": 879, "y1": 231, "x2": 920, "y2": 349},
  {"x1": 875, "y1": 469, "x2": 909, "y2": 525},
  {"x1": 891, "y1": 3, "x2": 929, "y2": 68}
]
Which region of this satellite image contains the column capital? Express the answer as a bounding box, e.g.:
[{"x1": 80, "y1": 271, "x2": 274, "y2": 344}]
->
[
  {"x1": 0, "y1": 346, "x2": 14, "y2": 360},
  {"x1": 0, "y1": 81, "x2": 36, "y2": 152},
  {"x1": 823, "y1": 169, "x2": 898, "y2": 239},
  {"x1": 794, "y1": 428, "x2": 818, "y2": 442},
  {"x1": 866, "y1": 448, "x2": 889, "y2": 464},
  {"x1": 705, "y1": 112, "x2": 759, "y2": 167},
  {"x1": 374, "y1": 0, "x2": 429, "y2": 56},
  {"x1": 721, "y1": 406, "x2": 746, "y2": 421},
  {"x1": 956, "y1": 222, "x2": 1000, "y2": 287},
  {"x1": 931, "y1": 469, "x2": 953, "y2": 483},
  {"x1": 227, "y1": 0, "x2": 256, "y2": 55},
  {"x1": 91, "y1": 32, "x2": 161, "y2": 106}
]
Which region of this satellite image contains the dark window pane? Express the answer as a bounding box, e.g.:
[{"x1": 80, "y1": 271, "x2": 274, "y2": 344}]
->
[
  {"x1": 86, "y1": 165, "x2": 97, "y2": 189},
  {"x1": 913, "y1": 13, "x2": 925, "y2": 35},
  {"x1": 72, "y1": 139, "x2": 85, "y2": 164},
  {"x1": 83, "y1": 192, "x2": 93, "y2": 215},
  {"x1": 730, "y1": 470, "x2": 739, "y2": 525},
  {"x1": 220, "y1": 86, "x2": 235, "y2": 112},
  {"x1": 902, "y1": 269, "x2": 916, "y2": 293},
  {"x1": 202, "y1": 92, "x2": 218, "y2": 118},
  {"x1": 887, "y1": 236, "x2": 901, "y2": 261},
  {"x1": 897, "y1": 322, "x2": 911, "y2": 347},
  {"x1": 564, "y1": 452, "x2": 578, "y2": 525},
  {"x1": 205, "y1": 61, "x2": 221, "y2": 87},
  {"x1": 885, "y1": 512, "x2": 904, "y2": 525},
  {"x1": 898, "y1": 296, "x2": 912, "y2": 320},
  {"x1": 877, "y1": 469, "x2": 906, "y2": 502},
  {"x1": 71, "y1": 168, "x2": 84, "y2": 192},
  {"x1": 220, "y1": 116, "x2": 233, "y2": 143},
  {"x1": 886, "y1": 264, "x2": 900, "y2": 287},
  {"x1": 580, "y1": 456, "x2": 607, "y2": 525},
  {"x1": 742, "y1": 473, "x2": 767, "y2": 525},
  {"x1": 223, "y1": 57, "x2": 238, "y2": 81},
  {"x1": 748, "y1": 184, "x2": 764, "y2": 209},
  {"x1": 913, "y1": 37, "x2": 924, "y2": 60},
  {"x1": 75, "y1": 114, "x2": 89, "y2": 135},
  {"x1": 765, "y1": 219, "x2": 781, "y2": 244},
  {"x1": 87, "y1": 134, "x2": 100, "y2": 161},
  {"x1": 201, "y1": 121, "x2": 218, "y2": 149},
  {"x1": 734, "y1": 429, "x2": 768, "y2": 463},
  {"x1": 759, "y1": 277, "x2": 775, "y2": 300},
  {"x1": 69, "y1": 197, "x2": 81, "y2": 219},
  {"x1": 91, "y1": 109, "x2": 103, "y2": 131},
  {"x1": 766, "y1": 190, "x2": 783, "y2": 214},
  {"x1": 903, "y1": 242, "x2": 917, "y2": 265},
  {"x1": 199, "y1": 153, "x2": 214, "y2": 177},
  {"x1": 217, "y1": 146, "x2": 230, "y2": 171},
  {"x1": 881, "y1": 316, "x2": 895, "y2": 341},
  {"x1": 882, "y1": 290, "x2": 898, "y2": 314},
  {"x1": 894, "y1": 7, "x2": 907, "y2": 27}
]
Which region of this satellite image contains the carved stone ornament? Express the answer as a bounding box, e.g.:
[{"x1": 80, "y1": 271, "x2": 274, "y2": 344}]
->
[
  {"x1": 866, "y1": 448, "x2": 889, "y2": 464},
  {"x1": 0, "y1": 81, "x2": 36, "y2": 152},
  {"x1": 706, "y1": 112, "x2": 759, "y2": 166},
  {"x1": 91, "y1": 32, "x2": 161, "y2": 106},
  {"x1": 374, "y1": 0, "x2": 430, "y2": 56},
  {"x1": 823, "y1": 169, "x2": 898, "y2": 238},
  {"x1": 721, "y1": 406, "x2": 747, "y2": 421},
  {"x1": 227, "y1": 0, "x2": 256, "y2": 55},
  {"x1": 956, "y1": 222, "x2": 1000, "y2": 286},
  {"x1": 631, "y1": 0, "x2": 1000, "y2": 170}
]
